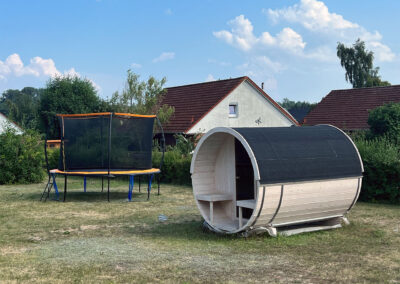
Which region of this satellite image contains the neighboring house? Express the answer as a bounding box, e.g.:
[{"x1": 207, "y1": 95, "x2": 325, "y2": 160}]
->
[
  {"x1": 160, "y1": 76, "x2": 298, "y2": 144},
  {"x1": 0, "y1": 112, "x2": 23, "y2": 134},
  {"x1": 303, "y1": 85, "x2": 400, "y2": 131}
]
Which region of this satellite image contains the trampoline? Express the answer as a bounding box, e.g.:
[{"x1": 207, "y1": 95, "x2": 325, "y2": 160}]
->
[{"x1": 40, "y1": 112, "x2": 165, "y2": 202}]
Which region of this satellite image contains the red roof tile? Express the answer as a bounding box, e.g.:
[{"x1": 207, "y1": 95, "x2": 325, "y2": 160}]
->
[
  {"x1": 161, "y1": 76, "x2": 298, "y2": 133},
  {"x1": 303, "y1": 85, "x2": 400, "y2": 130}
]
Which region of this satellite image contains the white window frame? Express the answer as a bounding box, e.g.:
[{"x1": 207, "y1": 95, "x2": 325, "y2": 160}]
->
[{"x1": 229, "y1": 103, "x2": 238, "y2": 118}]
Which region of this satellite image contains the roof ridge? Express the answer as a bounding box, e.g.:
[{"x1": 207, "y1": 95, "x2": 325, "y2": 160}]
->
[
  {"x1": 331, "y1": 84, "x2": 400, "y2": 92},
  {"x1": 166, "y1": 76, "x2": 246, "y2": 89}
]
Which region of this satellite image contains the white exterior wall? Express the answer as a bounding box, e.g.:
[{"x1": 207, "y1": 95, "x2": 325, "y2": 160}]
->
[
  {"x1": 186, "y1": 80, "x2": 295, "y2": 134},
  {"x1": 0, "y1": 114, "x2": 22, "y2": 134}
]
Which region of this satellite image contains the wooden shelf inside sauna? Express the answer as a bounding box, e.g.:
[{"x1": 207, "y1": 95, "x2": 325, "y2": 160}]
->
[
  {"x1": 236, "y1": 199, "x2": 255, "y2": 228},
  {"x1": 196, "y1": 194, "x2": 233, "y2": 226}
]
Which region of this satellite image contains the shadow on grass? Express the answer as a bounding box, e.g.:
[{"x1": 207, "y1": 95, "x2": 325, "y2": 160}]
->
[
  {"x1": 132, "y1": 216, "x2": 395, "y2": 246},
  {"x1": 21, "y1": 190, "x2": 154, "y2": 203},
  {"x1": 131, "y1": 220, "x2": 238, "y2": 242}
]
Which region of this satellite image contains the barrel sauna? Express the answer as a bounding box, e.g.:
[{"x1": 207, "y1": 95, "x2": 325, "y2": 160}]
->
[{"x1": 190, "y1": 125, "x2": 363, "y2": 236}]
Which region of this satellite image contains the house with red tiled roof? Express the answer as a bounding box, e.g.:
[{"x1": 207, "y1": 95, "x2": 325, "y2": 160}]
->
[
  {"x1": 160, "y1": 76, "x2": 298, "y2": 143},
  {"x1": 303, "y1": 85, "x2": 400, "y2": 131}
]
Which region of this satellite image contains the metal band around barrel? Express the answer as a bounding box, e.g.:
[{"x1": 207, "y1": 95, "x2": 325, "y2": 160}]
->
[{"x1": 268, "y1": 184, "x2": 284, "y2": 225}]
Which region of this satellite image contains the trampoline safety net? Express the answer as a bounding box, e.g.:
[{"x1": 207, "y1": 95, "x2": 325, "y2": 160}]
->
[{"x1": 58, "y1": 113, "x2": 155, "y2": 171}]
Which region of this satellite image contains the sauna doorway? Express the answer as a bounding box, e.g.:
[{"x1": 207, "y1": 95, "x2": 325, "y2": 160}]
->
[{"x1": 235, "y1": 138, "x2": 254, "y2": 219}]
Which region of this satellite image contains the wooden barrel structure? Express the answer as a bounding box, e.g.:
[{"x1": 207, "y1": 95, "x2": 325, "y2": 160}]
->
[{"x1": 190, "y1": 125, "x2": 364, "y2": 236}]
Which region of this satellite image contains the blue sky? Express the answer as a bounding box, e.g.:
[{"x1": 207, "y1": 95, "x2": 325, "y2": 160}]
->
[{"x1": 1, "y1": 0, "x2": 399, "y2": 103}]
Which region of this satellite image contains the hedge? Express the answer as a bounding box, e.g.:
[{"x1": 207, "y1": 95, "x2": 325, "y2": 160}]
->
[
  {"x1": 355, "y1": 137, "x2": 400, "y2": 204},
  {"x1": 152, "y1": 149, "x2": 191, "y2": 186},
  {"x1": 46, "y1": 148, "x2": 60, "y2": 170},
  {"x1": 0, "y1": 127, "x2": 45, "y2": 184}
]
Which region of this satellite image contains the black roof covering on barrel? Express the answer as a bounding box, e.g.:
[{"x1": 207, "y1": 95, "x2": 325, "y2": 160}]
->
[{"x1": 234, "y1": 125, "x2": 363, "y2": 184}]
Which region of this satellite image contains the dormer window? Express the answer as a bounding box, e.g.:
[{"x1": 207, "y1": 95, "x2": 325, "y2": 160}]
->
[{"x1": 229, "y1": 103, "x2": 238, "y2": 118}]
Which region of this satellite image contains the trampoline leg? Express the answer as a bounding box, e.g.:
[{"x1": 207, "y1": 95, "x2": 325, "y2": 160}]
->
[
  {"x1": 63, "y1": 175, "x2": 67, "y2": 202},
  {"x1": 138, "y1": 176, "x2": 141, "y2": 193},
  {"x1": 40, "y1": 176, "x2": 51, "y2": 201},
  {"x1": 128, "y1": 176, "x2": 134, "y2": 201},
  {"x1": 84, "y1": 176, "x2": 87, "y2": 193},
  {"x1": 53, "y1": 174, "x2": 59, "y2": 200},
  {"x1": 47, "y1": 181, "x2": 51, "y2": 198},
  {"x1": 45, "y1": 177, "x2": 55, "y2": 202},
  {"x1": 107, "y1": 176, "x2": 110, "y2": 202},
  {"x1": 101, "y1": 177, "x2": 104, "y2": 192},
  {"x1": 147, "y1": 174, "x2": 154, "y2": 200}
]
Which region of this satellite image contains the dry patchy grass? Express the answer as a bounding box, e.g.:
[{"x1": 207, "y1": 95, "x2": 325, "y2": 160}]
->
[{"x1": 0, "y1": 177, "x2": 399, "y2": 283}]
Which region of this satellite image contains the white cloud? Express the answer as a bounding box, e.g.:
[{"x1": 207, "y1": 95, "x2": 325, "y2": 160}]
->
[
  {"x1": 153, "y1": 52, "x2": 175, "y2": 63},
  {"x1": 2, "y1": 54, "x2": 37, "y2": 76},
  {"x1": 29, "y1": 56, "x2": 60, "y2": 77},
  {"x1": 165, "y1": 8, "x2": 172, "y2": 15},
  {"x1": 63, "y1": 67, "x2": 80, "y2": 77},
  {"x1": 0, "y1": 53, "x2": 76, "y2": 79},
  {"x1": 266, "y1": 0, "x2": 358, "y2": 31},
  {"x1": 266, "y1": 0, "x2": 395, "y2": 62},
  {"x1": 276, "y1": 28, "x2": 306, "y2": 53},
  {"x1": 130, "y1": 62, "x2": 142, "y2": 69},
  {"x1": 367, "y1": 41, "x2": 395, "y2": 62},
  {"x1": 89, "y1": 79, "x2": 101, "y2": 91},
  {"x1": 205, "y1": 74, "x2": 216, "y2": 82},
  {"x1": 213, "y1": 30, "x2": 234, "y2": 44},
  {"x1": 0, "y1": 53, "x2": 101, "y2": 91},
  {"x1": 213, "y1": 15, "x2": 306, "y2": 54},
  {"x1": 260, "y1": 32, "x2": 276, "y2": 46},
  {"x1": 213, "y1": 15, "x2": 257, "y2": 51}
]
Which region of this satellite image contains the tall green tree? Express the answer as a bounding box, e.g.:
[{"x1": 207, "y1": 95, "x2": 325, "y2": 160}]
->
[
  {"x1": 337, "y1": 39, "x2": 390, "y2": 88},
  {"x1": 109, "y1": 70, "x2": 174, "y2": 125},
  {"x1": 39, "y1": 76, "x2": 101, "y2": 138},
  {"x1": 280, "y1": 98, "x2": 316, "y2": 123},
  {"x1": 280, "y1": 98, "x2": 316, "y2": 111}
]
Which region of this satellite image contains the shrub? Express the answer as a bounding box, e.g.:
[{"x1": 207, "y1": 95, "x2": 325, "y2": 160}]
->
[
  {"x1": 355, "y1": 137, "x2": 400, "y2": 203},
  {"x1": 173, "y1": 133, "x2": 201, "y2": 156},
  {"x1": 0, "y1": 127, "x2": 45, "y2": 184},
  {"x1": 46, "y1": 147, "x2": 60, "y2": 170},
  {"x1": 153, "y1": 148, "x2": 191, "y2": 185},
  {"x1": 368, "y1": 102, "x2": 400, "y2": 144}
]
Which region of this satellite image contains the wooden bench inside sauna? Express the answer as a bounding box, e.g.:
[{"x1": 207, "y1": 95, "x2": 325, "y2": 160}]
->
[{"x1": 190, "y1": 126, "x2": 364, "y2": 236}]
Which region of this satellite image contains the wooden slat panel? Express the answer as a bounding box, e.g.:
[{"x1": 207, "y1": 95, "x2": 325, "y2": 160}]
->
[
  {"x1": 192, "y1": 172, "x2": 215, "y2": 179},
  {"x1": 273, "y1": 207, "x2": 347, "y2": 224},
  {"x1": 215, "y1": 135, "x2": 236, "y2": 219},
  {"x1": 279, "y1": 193, "x2": 355, "y2": 206},
  {"x1": 194, "y1": 160, "x2": 214, "y2": 167},
  {"x1": 273, "y1": 209, "x2": 347, "y2": 225}
]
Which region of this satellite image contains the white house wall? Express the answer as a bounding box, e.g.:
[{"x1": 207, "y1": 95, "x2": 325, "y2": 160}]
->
[
  {"x1": 0, "y1": 115, "x2": 22, "y2": 134},
  {"x1": 186, "y1": 80, "x2": 294, "y2": 134}
]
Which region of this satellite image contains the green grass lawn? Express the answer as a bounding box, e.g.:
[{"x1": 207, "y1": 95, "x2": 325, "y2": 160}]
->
[{"x1": 0, "y1": 177, "x2": 399, "y2": 283}]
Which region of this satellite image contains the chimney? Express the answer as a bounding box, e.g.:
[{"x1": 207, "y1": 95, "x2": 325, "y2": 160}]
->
[{"x1": 261, "y1": 82, "x2": 264, "y2": 90}]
